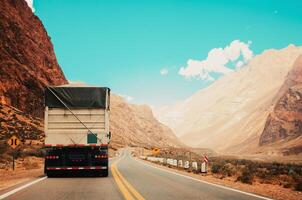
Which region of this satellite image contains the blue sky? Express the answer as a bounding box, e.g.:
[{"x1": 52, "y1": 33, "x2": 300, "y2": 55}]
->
[{"x1": 33, "y1": 0, "x2": 302, "y2": 106}]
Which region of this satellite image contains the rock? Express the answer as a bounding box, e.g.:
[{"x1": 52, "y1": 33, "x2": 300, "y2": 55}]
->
[
  {"x1": 259, "y1": 55, "x2": 302, "y2": 155},
  {"x1": 260, "y1": 84, "x2": 302, "y2": 145},
  {"x1": 0, "y1": 0, "x2": 67, "y2": 118}
]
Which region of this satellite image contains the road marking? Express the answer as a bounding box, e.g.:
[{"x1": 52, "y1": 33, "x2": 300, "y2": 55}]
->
[
  {"x1": 113, "y1": 163, "x2": 145, "y2": 200},
  {"x1": 111, "y1": 162, "x2": 135, "y2": 200},
  {"x1": 135, "y1": 159, "x2": 273, "y2": 200},
  {"x1": 111, "y1": 159, "x2": 145, "y2": 200},
  {"x1": 0, "y1": 177, "x2": 47, "y2": 200}
]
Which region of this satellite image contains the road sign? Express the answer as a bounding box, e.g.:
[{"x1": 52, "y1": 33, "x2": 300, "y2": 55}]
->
[
  {"x1": 203, "y1": 155, "x2": 209, "y2": 163},
  {"x1": 202, "y1": 155, "x2": 208, "y2": 173},
  {"x1": 152, "y1": 148, "x2": 160, "y2": 156},
  {"x1": 7, "y1": 135, "x2": 20, "y2": 149}
]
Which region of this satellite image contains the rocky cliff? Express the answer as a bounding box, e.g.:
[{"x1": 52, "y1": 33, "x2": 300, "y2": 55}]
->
[
  {"x1": 259, "y1": 55, "x2": 302, "y2": 155},
  {"x1": 0, "y1": 0, "x2": 68, "y2": 117},
  {"x1": 0, "y1": 0, "x2": 67, "y2": 161},
  {"x1": 110, "y1": 95, "x2": 183, "y2": 149}
]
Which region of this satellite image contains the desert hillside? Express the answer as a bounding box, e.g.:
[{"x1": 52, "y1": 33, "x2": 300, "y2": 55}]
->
[
  {"x1": 154, "y1": 45, "x2": 302, "y2": 155},
  {"x1": 259, "y1": 55, "x2": 302, "y2": 155},
  {"x1": 110, "y1": 95, "x2": 183, "y2": 148}
]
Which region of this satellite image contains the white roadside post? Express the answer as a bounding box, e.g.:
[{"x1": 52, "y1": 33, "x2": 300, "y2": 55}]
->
[
  {"x1": 167, "y1": 158, "x2": 172, "y2": 166},
  {"x1": 192, "y1": 161, "x2": 198, "y2": 171},
  {"x1": 178, "y1": 160, "x2": 183, "y2": 168},
  {"x1": 173, "y1": 159, "x2": 178, "y2": 167},
  {"x1": 184, "y1": 161, "x2": 190, "y2": 169}
]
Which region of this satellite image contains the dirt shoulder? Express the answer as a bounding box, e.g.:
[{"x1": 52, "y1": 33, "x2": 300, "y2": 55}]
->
[
  {"x1": 0, "y1": 157, "x2": 44, "y2": 191},
  {"x1": 138, "y1": 158, "x2": 302, "y2": 200}
]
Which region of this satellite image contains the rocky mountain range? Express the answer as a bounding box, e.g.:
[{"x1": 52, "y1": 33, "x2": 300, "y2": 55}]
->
[
  {"x1": 0, "y1": 0, "x2": 182, "y2": 161},
  {"x1": 154, "y1": 45, "x2": 302, "y2": 156}
]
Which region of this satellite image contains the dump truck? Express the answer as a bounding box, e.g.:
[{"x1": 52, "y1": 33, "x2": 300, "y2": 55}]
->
[{"x1": 44, "y1": 84, "x2": 111, "y2": 177}]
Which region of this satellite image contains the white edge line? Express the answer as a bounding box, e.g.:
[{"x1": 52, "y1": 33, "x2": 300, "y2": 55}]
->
[
  {"x1": 135, "y1": 159, "x2": 273, "y2": 200},
  {"x1": 2, "y1": 158, "x2": 113, "y2": 199},
  {"x1": 0, "y1": 177, "x2": 47, "y2": 200}
]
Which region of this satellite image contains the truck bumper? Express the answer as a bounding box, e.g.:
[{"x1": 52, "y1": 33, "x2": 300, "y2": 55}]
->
[{"x1": 46, "y1": 166, "x2": 107, "y2": 170}]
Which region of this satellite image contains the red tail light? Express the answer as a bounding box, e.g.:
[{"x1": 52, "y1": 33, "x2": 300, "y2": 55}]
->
[
  {"x1": 46, "y1": 155, "x2": 59, "y2": 159},
  {"x1": 95, "y1": 154, "x2": 108, "y2": 159}
]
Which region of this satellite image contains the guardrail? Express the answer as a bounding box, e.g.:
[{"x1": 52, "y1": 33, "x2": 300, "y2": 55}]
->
[{"x1": 140, "y1": 156, "x2": 208, "y2": 173}]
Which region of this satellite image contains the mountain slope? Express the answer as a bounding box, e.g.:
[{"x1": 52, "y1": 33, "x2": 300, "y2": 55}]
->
[
  {"x1": 0, "y1": 0, "x2": 67, "y2": 161},
  {"x1": 0, "y1": 0, "x2": 67, "y2": 117},
  {"x1": 0, "y1": 0, "x2": 67, "y2": 139},
  {"x1": 110, "y1": 95, "x2": 183, "y2": 149},
  {"x1": 259, "y1": 55, "x2": 302, "y2": 155},
  {"x1": 154, "y1": 45, "x2": 302, "y2": 154}
]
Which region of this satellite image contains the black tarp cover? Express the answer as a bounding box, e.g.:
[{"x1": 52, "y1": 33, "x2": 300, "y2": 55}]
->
[{"x1": 45, "y1": 87, "x2": 110, "y2": 108}]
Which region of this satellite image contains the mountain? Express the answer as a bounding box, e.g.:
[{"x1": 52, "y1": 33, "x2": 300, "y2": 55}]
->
[
  {"x1": 0, "y1": 0, "x2": 67, "y2": 149},
  {"x1": 0, "y1": 0, "x2": 68, "y2": 118},
  {"x1": 0, "y1": 0, "x2": 67, "y2": 162},
  {"x1": 259, "y1": 55, "x2": 302, "y2": 155},
  {"x1": 0, "y1": 0, "x2": 182, "y2": 159},
  {"x1": 154, "y1": 45, "x2": 302, "y2": 154},
  {"x1": 110, "y1": 95, "x2": 183, "y2": 149}
]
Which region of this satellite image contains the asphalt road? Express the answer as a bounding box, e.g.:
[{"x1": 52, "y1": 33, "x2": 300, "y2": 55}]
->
[{"x1": 1, "y1": 149, "x2": 271, "y2": 200}]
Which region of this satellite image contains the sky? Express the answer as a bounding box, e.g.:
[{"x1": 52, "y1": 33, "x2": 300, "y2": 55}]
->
[{"x1": 29, "y1": 0, "x2": 302, "y2": 106}]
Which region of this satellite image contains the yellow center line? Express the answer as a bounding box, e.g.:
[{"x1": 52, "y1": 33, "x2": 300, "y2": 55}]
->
[
  {"x1": 111, "y1": 159, "x2": 135, "y2": 200},
  {"x1": 111, "y1": 159, "x2": 146, "y2": 200}
]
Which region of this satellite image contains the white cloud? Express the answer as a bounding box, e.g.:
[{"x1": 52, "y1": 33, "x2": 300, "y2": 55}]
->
[
  {"x1": 25, "y1": 0, "x2": 35, "y2": 12},
  {"x1": 178, "y1": 40, "x2": 253, "y2": 80},
  {"x1": 160, "y1": 68, "x2": 169, "y2": 76}
]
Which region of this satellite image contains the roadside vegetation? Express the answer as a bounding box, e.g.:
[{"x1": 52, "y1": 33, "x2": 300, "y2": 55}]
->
[
  {"x1": 142, "y1": 148, "x2": 302, "y2": 192},
  {"x1": 209, "y1": 157, "x2": 302, "y2": 191}
]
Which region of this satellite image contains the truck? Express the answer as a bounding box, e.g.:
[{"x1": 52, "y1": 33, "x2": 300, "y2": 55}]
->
[{"x1": 44, "y1": 84, "x2": 111, "y2": 177}]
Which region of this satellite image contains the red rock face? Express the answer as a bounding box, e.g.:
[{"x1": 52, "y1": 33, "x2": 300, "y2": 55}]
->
[
  {"x1": 259, "y1": 55, "x2": 302, "y2": 147},
  {"x1": 0, "y1": 0, "x2": 67, "y2": 117},
  {"x1": 260, "y1": 85, "x2": 302, "y2": 145}
]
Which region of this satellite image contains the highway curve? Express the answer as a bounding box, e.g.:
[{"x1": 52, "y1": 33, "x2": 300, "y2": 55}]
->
[{"x1": 0, "y1": 149, "x2": 271, "y2": 200}]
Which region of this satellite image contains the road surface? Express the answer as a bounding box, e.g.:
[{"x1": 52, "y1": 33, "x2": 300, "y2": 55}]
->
[{"x1": 0, "y1": 149, "x2": 271, "y2": 200}]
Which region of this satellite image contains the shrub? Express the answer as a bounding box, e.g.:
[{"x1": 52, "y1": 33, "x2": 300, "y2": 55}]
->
[
  {"x1": 211, "y1": 161, "x2": 225, "y2": 174},
  {"x1": 211, "y1": 163, "x2": 221, "y2": 173},
  {"x1": 237, "y1": 167, "x2": 254, "y2": 184},
  {"x1": 221, "y1": 163, "x2": 235, "y2": 177}
]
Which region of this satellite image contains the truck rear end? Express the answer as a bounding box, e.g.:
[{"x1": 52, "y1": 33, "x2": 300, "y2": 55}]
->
[{"x1": 44, "y1": 85, "x2": 110, "y2": 177}]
